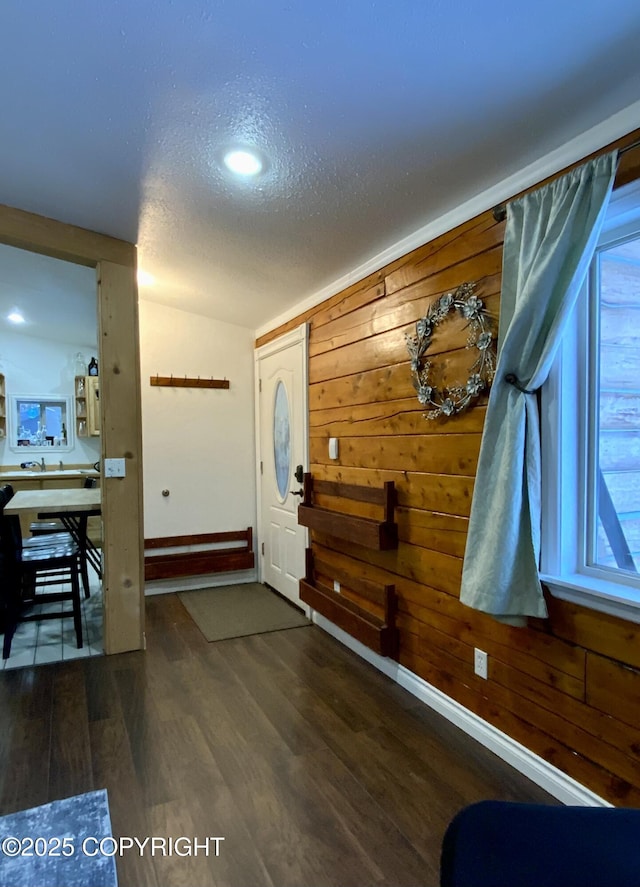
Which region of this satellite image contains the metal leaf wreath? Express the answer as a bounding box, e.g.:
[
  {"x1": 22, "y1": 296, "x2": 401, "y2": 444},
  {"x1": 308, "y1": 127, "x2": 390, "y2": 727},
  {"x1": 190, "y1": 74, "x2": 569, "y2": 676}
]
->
[{"x1": 405, "y1": 282, "x2": 497, "y2": 419}]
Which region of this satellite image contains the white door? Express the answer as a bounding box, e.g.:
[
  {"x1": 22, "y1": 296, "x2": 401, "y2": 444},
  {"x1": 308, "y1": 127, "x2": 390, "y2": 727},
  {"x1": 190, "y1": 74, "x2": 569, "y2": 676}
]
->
[{"x1": 256, "y1": 324, "x2": 308, "y2": 607}]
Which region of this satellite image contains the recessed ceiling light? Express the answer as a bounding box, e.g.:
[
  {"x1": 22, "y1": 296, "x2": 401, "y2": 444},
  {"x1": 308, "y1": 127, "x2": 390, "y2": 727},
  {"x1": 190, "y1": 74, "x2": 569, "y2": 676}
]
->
[
  {"x1": 223, "y1": 149, "x2": 263, "y2": 176},
  {"x1": 7, "y1": 311, "x2": 25, "y2": 324}
]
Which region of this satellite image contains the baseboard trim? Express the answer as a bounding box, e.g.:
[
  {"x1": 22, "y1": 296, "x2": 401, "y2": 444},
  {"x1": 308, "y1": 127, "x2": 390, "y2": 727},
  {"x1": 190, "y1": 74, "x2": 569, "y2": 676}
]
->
[
  {"x1": 145, "y1": 569, "x2": 258, "y2": 596},
  {"x1": 313, "y1": 613, "x2": 611, "y2": 808}
]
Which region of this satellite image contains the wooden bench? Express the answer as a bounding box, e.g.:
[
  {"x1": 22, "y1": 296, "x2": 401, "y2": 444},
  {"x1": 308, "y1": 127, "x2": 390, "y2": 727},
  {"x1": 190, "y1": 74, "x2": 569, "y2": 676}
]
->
[{"x1": 144, "y1": 528, "x2": 254, "y2": 581}]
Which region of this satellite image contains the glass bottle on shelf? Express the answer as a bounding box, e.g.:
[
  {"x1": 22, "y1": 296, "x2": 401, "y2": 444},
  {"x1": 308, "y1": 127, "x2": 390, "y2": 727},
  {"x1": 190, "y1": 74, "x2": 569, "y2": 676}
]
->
[
  {"x1": 88, "y1": 357, "x2": 98, "y2": 376},
  {"x1": 74, "y1": 352, "x2": 87, "y2": 376}
]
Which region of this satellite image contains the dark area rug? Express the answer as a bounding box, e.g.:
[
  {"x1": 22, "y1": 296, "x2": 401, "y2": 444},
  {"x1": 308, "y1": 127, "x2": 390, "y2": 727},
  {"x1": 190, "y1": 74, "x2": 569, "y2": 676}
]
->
[
  {"x1": 0, "y1": 789, "x2": 117, "y2": 887},
  {"x1": 178, "y1": 582, "x2": 310, "y2": 641}
]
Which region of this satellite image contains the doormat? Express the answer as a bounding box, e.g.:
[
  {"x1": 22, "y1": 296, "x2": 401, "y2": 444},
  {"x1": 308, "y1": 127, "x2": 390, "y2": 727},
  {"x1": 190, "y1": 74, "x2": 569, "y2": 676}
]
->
[
  {"x1": 178, "y1": 582, "x2": 310, "y2": 642},
  {"x1": 0, "y1": 789, "x2": 117, "y2": 887}
]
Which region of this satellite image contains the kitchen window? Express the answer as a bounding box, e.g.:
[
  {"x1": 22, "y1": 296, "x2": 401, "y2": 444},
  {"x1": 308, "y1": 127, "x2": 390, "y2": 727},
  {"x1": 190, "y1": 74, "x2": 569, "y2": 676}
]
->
[
  {"x1": 540, "y1": 178, "x2": 640, "y2": 621},
  {"x1": 10, "y1": 395, "x2": 72, "y2": 451}
]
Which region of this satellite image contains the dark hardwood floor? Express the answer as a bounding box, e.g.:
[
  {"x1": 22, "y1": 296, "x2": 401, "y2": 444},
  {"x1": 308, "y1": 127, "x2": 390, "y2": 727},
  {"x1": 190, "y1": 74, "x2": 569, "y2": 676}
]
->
[{"x1": 0, "y1": 592, "x2": 555, "y2": 887}]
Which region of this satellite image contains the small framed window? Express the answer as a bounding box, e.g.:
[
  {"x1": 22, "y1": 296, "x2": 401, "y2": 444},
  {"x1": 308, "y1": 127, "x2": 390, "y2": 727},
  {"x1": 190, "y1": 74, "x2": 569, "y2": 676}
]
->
[
  {"x1": 9, "y1": 395, "x2": 73, "y2": 452},
  {"x1": 541, "y1": 179, "x2": 640, "y2": 621}
]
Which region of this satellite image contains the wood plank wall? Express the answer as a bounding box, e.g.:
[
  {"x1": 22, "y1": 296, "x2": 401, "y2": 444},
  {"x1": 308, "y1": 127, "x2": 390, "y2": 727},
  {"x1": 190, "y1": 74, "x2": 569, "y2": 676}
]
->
[{"x1": 256, "y1": 131, "x2": 640, "y2": 807}]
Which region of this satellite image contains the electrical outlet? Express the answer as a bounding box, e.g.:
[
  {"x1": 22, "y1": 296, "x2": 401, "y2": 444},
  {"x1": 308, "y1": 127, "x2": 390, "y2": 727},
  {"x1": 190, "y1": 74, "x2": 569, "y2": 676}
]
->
[
  {"x1": 333, "y1": 580, "x2": 341, "y2": 594},
  {"x1": 474, "y1": 648, "x2": 488, "y2": 680}
]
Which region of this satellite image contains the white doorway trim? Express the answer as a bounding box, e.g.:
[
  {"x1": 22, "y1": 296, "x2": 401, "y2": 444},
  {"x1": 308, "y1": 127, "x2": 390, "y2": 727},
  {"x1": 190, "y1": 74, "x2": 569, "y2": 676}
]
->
[{"x1": 255, "y1": 323, "x2": 310, "y2": 610}]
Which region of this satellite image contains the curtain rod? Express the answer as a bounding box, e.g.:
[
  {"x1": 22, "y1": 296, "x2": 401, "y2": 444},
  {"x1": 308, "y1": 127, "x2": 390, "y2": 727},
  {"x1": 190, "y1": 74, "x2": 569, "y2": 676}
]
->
[
  {"x1": 620, "y1": 137, "x2": 640, "y2": 156},
  {"x1": 493, "y1": 137, "x2": 640, "y2": 223}
]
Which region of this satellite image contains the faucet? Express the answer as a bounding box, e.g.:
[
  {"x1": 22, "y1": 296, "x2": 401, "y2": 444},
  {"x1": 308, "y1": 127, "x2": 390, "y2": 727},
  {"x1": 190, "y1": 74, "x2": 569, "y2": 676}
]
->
[{"x1": 39, "y1": 457, "x2": 46, "y2": 471}]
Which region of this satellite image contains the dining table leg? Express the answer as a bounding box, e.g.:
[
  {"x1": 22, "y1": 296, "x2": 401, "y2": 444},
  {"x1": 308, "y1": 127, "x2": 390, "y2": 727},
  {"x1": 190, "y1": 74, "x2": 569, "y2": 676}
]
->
[{"x1": 55, "y1": 511, "x2": 102, "y2": 599}]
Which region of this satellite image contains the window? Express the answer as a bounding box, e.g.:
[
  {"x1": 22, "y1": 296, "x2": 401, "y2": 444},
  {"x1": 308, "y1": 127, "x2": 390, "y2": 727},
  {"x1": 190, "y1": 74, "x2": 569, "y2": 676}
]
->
[
  {"x1": 541, "y1": 179, "x2": 640, "y2": 622},
  {"x1": 10, "y1": 395, "x2": 72, "y2": 452}
]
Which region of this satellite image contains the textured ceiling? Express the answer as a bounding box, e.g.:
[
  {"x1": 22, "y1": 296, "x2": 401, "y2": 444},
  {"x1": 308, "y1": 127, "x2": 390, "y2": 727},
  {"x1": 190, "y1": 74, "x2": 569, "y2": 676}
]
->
[
  {"x1": 1, "y1": 1, "x2": 639, "y2": 331},
  {"x1": 0, "y1": 244, "x2": 97, "y2": 346}
]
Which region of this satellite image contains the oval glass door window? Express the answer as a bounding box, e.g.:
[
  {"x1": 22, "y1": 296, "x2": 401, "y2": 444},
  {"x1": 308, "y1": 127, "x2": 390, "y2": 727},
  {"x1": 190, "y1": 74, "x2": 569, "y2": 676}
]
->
[{"x1": 273, "y1": 380, "x2": 291, "y2": 501}]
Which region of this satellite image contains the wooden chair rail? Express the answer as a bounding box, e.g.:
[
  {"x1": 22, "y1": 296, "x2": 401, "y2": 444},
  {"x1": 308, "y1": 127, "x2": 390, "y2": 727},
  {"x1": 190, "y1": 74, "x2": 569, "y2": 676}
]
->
[
  {"x1": 297, "y1": 473, "x2": 398, "y2": 550},
  {"x1": 145, "y1": 529, "x2": 250, "y2": 550},
  {"x1": 300, "y1": 547, "x2": 398, "y2": 658},
  {"x1": 144, "y1": 527, "x2": 254, "y2": 581}
]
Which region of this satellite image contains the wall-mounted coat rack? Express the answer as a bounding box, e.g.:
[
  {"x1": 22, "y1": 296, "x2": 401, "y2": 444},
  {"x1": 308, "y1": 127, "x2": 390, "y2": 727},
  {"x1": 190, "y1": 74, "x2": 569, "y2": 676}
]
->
[{"x1": 150, "y1": 375, "x2": 230, "y2": 389}]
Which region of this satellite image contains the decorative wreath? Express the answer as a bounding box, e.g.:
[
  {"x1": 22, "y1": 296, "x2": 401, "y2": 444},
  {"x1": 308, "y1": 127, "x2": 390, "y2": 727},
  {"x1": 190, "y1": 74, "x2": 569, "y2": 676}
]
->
[{"x1": 405, "y1": 282, "x2": 496, "y2": 420}]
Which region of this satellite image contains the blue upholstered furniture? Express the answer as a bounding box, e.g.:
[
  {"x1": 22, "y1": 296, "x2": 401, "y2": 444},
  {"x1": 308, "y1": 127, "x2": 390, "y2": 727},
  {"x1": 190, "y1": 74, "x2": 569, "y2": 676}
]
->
[{"x1": 440, "y1": 800, "x2": 640, "y2": 887}]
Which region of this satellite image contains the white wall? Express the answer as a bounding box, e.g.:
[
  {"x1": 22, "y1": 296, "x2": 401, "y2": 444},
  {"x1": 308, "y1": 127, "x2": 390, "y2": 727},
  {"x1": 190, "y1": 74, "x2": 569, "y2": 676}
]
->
[
  {"x1": 139, "y1": 300, "x2": 256, "y2": 540},
  {"x1": 0, "y1": 331, "x2": 100, "y2": 466}
]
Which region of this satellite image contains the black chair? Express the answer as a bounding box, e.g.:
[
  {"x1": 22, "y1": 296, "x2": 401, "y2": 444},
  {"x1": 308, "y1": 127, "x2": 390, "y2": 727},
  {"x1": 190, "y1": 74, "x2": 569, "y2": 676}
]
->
[
  {"x1": 440, "y1": 800, "x2": 640, "y2": 887},
  {"x1": 0, "y1": 484, "x2": 73, "y2": 551},
  {"x1": 28, "y1": 476, "x2": 98, "y2": 598},
  {"x1": 0, "y1": 487, "x2": 83, "y2": 660}
]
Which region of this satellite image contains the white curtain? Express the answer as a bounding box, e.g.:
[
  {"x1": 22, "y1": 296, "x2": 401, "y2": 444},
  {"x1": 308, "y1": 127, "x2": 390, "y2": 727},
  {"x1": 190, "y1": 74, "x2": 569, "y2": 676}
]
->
[{"x1": 460, "y1": 152, "x2": 618, "y2": 622}]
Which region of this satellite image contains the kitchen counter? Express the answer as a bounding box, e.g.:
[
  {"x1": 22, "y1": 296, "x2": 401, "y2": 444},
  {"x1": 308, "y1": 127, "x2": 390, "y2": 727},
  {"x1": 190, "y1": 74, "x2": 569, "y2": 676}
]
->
[{"x1": 0, "y1": 468, "x2": 100, "y2": 481}]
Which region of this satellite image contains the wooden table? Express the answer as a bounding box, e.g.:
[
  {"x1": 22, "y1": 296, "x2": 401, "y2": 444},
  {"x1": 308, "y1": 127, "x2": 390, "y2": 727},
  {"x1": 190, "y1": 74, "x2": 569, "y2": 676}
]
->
[
  {"x1": 6, "y1": 488, "x2": 101, "y2": 515},
  {"x1": 6, "y1": 487, "x2": 102, "y2": 582}
]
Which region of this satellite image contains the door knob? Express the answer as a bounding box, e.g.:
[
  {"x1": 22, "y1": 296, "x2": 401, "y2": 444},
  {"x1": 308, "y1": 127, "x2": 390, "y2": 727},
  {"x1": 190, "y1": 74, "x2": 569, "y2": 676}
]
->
[{"x1": 290, "y1": 489, "x2": 304, "y2": 497}]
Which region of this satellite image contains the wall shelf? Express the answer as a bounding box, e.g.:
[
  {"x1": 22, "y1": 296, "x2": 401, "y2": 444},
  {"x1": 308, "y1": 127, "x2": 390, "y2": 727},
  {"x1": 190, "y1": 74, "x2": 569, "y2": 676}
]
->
[
  {"x1": 297, "y1": 473, "x2": 398, "y2": 550},
  {"x1": 75, "y1": 375, "x2": 100, "y2": 437},
  {"x1": 299, "y1": 548, "x2": 398, "y2": 657}
]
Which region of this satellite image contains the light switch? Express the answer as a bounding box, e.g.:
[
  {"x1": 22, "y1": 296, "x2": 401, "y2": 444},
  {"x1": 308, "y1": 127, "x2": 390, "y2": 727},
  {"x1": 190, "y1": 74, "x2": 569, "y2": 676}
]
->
[
  {"x1": 329, "y1": 437, "x2": 339, "y2": 460},
  {"x1": 104, "y1": 457, "x2": 126, "y2": 478}
]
